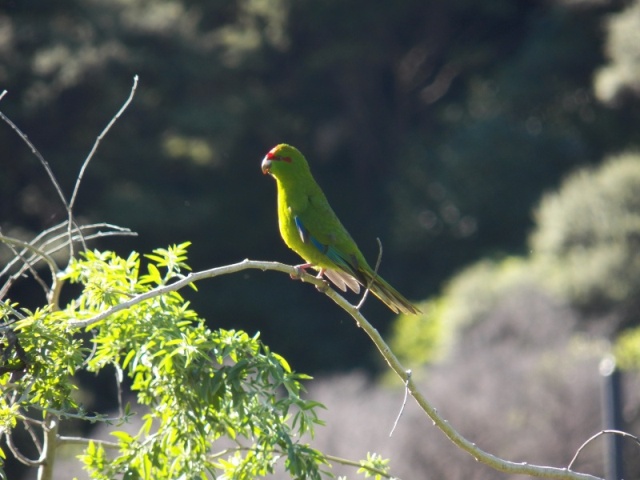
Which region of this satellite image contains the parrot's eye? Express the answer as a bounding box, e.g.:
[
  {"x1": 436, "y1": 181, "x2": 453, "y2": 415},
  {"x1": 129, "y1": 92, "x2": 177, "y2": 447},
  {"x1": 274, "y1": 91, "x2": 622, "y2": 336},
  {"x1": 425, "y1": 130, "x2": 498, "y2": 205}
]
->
[{"x1": 267, "y1": 152, "x2": 292, "y2": 163}]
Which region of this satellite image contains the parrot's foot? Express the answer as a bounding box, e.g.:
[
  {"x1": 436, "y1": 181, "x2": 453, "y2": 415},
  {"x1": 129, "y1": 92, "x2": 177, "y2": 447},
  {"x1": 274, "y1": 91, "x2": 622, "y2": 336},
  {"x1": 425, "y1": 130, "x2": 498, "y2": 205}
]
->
[
  {"x1": 291, "y1": 263, "x2": 312, "y2": 280},
  {"x1": 314, "y1": 268, "x2": 330, "y2": 292}
]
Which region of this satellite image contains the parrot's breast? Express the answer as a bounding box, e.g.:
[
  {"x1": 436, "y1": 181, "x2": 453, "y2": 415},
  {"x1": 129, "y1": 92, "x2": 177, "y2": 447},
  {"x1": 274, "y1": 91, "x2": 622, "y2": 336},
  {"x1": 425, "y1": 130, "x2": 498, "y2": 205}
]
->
[{"x1": 276, "y1": 184, "x2": 335, "y2": 270}]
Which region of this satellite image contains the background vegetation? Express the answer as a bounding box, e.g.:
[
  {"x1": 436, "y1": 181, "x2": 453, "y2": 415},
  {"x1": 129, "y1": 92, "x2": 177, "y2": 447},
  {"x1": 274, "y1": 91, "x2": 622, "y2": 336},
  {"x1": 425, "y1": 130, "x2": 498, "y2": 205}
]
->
[{"x1": 3, "y1": 0, "x2": 640, "y2": 478}]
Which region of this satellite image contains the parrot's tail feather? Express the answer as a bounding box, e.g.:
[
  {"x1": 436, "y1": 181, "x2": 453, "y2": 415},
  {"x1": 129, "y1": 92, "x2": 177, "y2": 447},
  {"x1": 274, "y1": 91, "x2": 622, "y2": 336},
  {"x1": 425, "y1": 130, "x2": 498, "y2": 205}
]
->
[
  {"x1": 323, "y1": 266, "x2": 420, "y2": 314},
  {"x1": 359, "y1": 269, "x2": 421, "y2": 315},
  {"x1": 324, "y1": 269, "x2": 361, "y2": 294}
]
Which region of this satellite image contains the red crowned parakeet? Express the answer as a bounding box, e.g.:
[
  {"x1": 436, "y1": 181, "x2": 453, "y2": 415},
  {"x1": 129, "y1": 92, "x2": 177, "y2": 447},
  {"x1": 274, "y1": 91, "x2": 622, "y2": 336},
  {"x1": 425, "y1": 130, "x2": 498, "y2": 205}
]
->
[{"x1": 261, "y1": 144, "x2": 420, "y2": 315}]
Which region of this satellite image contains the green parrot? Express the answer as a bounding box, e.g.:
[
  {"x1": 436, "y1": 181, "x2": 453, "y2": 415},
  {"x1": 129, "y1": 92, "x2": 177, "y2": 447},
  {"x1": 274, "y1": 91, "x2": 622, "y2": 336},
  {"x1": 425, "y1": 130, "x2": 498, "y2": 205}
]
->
[{"x1": 261, "y1": 143, "x2": 420, "y2": 315}]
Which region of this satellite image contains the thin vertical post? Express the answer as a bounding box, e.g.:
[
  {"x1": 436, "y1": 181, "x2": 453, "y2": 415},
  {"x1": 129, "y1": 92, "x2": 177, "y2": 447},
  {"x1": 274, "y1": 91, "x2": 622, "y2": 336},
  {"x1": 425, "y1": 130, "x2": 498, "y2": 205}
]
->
[{"x1": 600, "y1": 356, "x2": 624, "y2": 480}]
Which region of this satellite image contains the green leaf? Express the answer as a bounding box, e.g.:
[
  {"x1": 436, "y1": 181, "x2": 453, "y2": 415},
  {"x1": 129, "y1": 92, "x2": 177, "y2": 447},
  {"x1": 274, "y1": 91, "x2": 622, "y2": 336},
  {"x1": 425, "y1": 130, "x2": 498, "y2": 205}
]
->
[
  {"x1": 122, "y1": 349, "x2": 136, "y2": 370},
  {"x1": 111, "y1": 431, "x2": 134, "y2": 443},
  {"x1": 272, "y1": 353, "x2": 291, "y2": 373}
]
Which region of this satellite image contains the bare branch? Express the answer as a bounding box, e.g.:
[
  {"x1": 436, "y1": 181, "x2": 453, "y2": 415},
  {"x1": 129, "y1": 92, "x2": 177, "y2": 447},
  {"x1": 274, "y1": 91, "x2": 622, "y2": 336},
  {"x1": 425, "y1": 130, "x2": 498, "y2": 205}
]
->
[
  {"x1": 0, "y1": 108, "x2": 70, "y2": 215},
  {"x1": 23, "y1": 419, "x2": 44, "y2": 454},
  {"x1": 0, "y1": 234, "x2": 59, "y2": 276},
  {"x1": 57, "y1": 436, "x2": 120, "y2": 450},
  {"x1": 37, "y1": 223, "x2": 136, "y2": 260},
  {"x1": 66, "y1": 259, "x2": 604, "y2": 480},
  {"x1": 389, "y1": 369, "x2": 411, "y2": 437},
  {"x1": 5, "y1": 429, "x2": 44, "y2": 467},
  {"x1": 357, "y1": 237, "x2": 383, "y2": 310},
  {"x1": 0, "y1": 223, "x2": 136, "y2": 302},
  {"x1": 0, "y1": 78, "x2": 138, "y2": 273},
  {"x1": 568, "y1": 429, "x2": 640, "y2": 471},
  {"x1": 67, "y1": 260, "x2": 304, "y2": 329},
  {"x1": 0, "y1": 221, "x2": 70, "y2": 279},
  {"x1": 37, "y1": 415, "x2": 59, "y2": 480},
  {"x1": 0, "y1": 239, "x2": 51, "y2": 300},
  {"x1": 67, "y1": 75, "x2": 139, "y2": 257},
  {"x1": 0, "y1": 233, "x2": 59, "y2": 300}
]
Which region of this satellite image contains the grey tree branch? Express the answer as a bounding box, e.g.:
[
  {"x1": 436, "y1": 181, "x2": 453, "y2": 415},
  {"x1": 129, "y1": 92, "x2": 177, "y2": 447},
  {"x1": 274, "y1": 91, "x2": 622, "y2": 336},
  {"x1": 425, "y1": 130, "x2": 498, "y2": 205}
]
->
[
  {"x1": 66, "y1": 75, "x2": 139, "y2": 258},
  {"x1": 568, "y1": 429, "x2": 640, "y2": 471},
  {"x1": 0, "y1": 223, "x2": 137, "y2": 304},
  {"x1": 67, "y1": 259, "x2": 604, "y2": 480},
  {"x1": 0, "y1": 233, "x2": 58, "y2": 301},
  {"x1": 0, "y1": 109, "x2": 69, "y2": 214},
  {"x1": 37, "y1": 415, "x2": 58, "y2": 480}
]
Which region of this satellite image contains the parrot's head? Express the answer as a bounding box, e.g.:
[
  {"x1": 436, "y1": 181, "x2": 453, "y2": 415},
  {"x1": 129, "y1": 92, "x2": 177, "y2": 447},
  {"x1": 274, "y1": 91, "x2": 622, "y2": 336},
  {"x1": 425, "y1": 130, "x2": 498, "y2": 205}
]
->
[{"x1": 261, "y1": 144, "x2": 310, "y2": 181}]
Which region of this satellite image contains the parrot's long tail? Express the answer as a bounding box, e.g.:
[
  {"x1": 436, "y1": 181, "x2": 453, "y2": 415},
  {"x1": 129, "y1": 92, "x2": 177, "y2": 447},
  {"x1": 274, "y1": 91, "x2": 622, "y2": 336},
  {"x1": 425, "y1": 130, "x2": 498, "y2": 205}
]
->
[{"x1": 358, "y1": 268, "x2": 421, "y2": 315}]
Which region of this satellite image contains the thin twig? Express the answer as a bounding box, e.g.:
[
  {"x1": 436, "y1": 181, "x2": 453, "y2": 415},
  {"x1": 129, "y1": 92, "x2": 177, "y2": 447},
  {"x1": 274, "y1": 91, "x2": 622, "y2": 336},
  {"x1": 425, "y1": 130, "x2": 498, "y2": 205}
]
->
[
  {"x1": 356, "y1": 237, "x2": 383, "y2": 310},
  {"x1": 0, "y1": 223, "x2": 135, "y2": 301},
  {"x1": 5, "y1": 430, "x2": 44, "y2": 467},
  {"x1": 57, "y1": 436, "x2": 120, "y2": 449},
  {"x1": 389, "y1": 369, "x2": 411, "y2": 437},
  {"x1": 41, "y1": 225, "x2": 136, "y2": 257},
  {"x1": 0, "y1": 221, "x2": 69, "y2": 278},
  {"x1": 0, "y1": 109, "x2": 70, "y2": 216},
  {"x1": 80, "y1": 330, "x2": 99, "y2": 369},
  {"x1": 0, "y1": 234, "x2": 59, "y2": 300},
  {"x1": 0, "y1": 234, "x2": 51, "y2": 300},
  {"x1": 23, "y1": 418, "x2": 44, "y2": 453},
  {"x1": 67, "y1": 75, "x2": 139, "y2": 257},
  {"x1": 19, "y1": 415, "x2": 46, "y2": 427},
  {"x1": 34, "y1": 223, "x2": 135, "y2": 263},
  {"x1": 568, "y1": 429, "x2": 640, "y2": 471},
  {"x1": 0, "y1": 77, "x2": 138, "y2": 273},
  {"x1": 22, "y1": 223, "x2": 135, "y2": 268},
  {"x1": 29, "y1": 405, "x2": 120, "y2": 424}
]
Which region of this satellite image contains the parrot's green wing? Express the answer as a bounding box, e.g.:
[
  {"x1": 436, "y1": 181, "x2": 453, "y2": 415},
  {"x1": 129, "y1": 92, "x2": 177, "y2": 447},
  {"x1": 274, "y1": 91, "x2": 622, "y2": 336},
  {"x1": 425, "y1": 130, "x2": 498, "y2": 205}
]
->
[
  {"x1": 293, "y1": 191, "x2": 366, "y2": 285},
  {"x1": 294, "y1": 192, "x2": 421, "y2": 314}
]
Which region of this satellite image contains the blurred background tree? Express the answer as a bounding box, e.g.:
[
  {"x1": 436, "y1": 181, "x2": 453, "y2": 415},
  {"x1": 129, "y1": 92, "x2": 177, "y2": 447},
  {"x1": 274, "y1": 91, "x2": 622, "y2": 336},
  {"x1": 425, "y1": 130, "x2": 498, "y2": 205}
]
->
[
  {"x1": 595, "y1": 0, "x2": 640, "y2": 106},
  {"x1": 531, "y1": 153, "x2": 640, "y2": 327},
  {"x1": 4, "y1": 0, "x2": 639, "y2": 372}
]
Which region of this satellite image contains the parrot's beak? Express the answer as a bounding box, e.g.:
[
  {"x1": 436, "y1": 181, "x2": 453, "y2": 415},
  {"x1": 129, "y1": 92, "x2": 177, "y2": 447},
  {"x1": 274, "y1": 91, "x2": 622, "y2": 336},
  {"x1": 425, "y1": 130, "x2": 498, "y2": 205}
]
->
[{"x1": 261, "y1": 156, "x2": 272, "y2": 175}]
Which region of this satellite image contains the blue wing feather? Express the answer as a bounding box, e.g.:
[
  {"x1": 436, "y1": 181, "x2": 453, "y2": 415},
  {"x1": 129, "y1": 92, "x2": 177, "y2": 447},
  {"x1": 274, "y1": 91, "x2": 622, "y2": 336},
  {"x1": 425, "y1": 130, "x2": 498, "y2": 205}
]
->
[
  {"x1": 294, "y1": 216, "x2": 308, "y2": 243},
  {"x1": 294, "y1": 215, "x2": 359, "y2": 276}
]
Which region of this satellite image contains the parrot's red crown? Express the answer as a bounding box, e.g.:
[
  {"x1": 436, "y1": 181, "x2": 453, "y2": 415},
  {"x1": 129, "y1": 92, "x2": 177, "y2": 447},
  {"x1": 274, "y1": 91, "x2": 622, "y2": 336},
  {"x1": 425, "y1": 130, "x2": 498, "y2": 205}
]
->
[{"x1": 266, "y1": 151, "x2": 292, "y2": 163}]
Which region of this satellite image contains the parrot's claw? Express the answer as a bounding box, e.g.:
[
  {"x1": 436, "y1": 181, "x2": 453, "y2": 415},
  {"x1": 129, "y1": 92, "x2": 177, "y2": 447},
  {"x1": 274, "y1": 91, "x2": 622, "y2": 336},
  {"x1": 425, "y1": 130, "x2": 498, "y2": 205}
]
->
[
  {"x1": 314, "y1": 268, "x2": 329, "y2": 292},
  {"x1": 290, "y1": 264, "x2": 329, "y2": 292},
  {"x1": 290, "y1": 263, "x2": 312, "y2": 281}
]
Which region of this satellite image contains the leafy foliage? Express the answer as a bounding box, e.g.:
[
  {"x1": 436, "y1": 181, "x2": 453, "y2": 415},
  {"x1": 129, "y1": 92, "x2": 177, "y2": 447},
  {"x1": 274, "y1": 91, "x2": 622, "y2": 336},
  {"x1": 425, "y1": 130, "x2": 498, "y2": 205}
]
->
[{"x1": 2, "y1": 243, "x2": 355, "y2": 479}]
